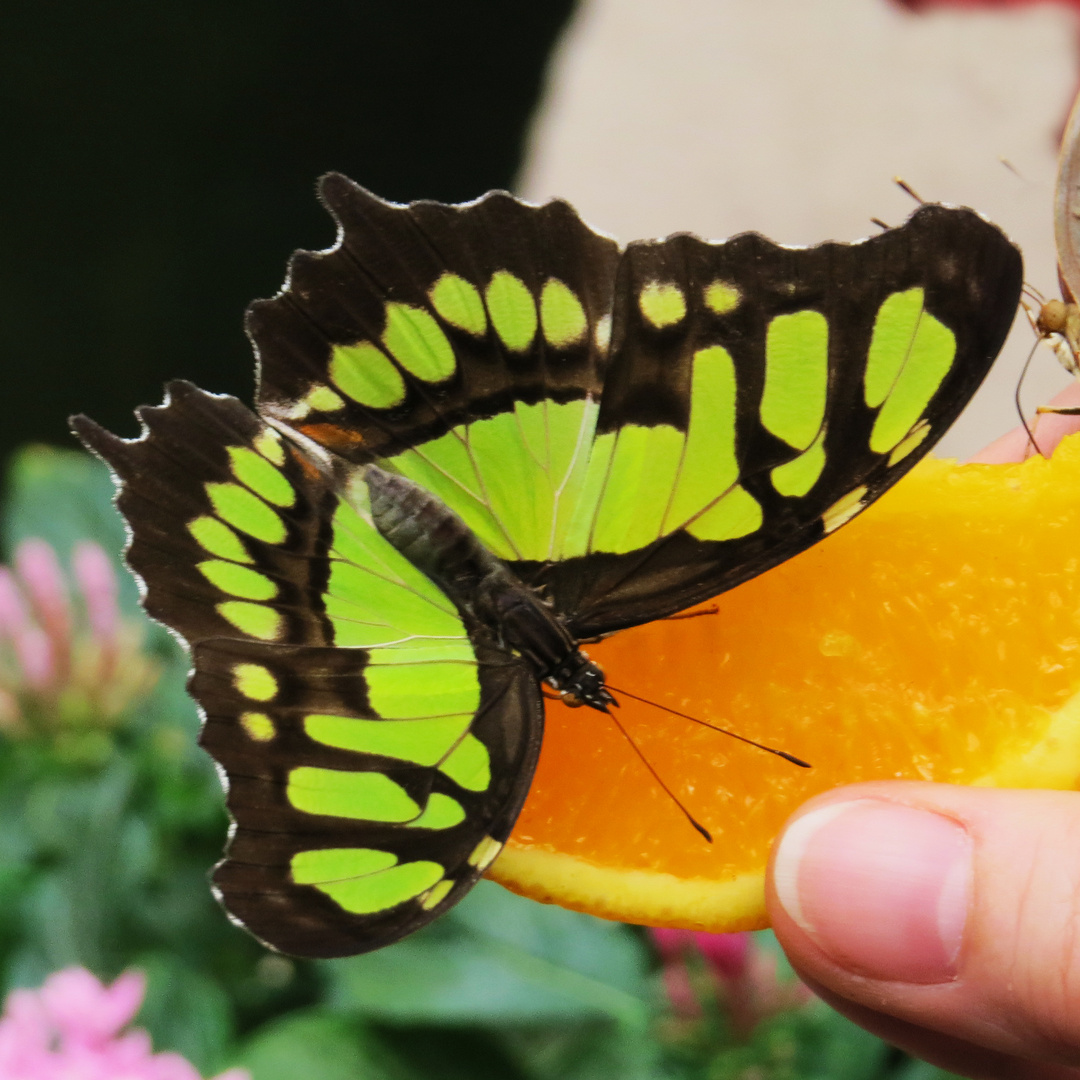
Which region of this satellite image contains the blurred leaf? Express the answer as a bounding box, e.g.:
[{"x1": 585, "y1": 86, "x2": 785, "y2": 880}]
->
[
  {"x1": 19, "y1": 873, "x2": 85, "y2": 971},
  {"x1": 235, "y1": 1010, "x2": 415, "y2": 1080},
  {"x1": 0, "y1": 861, "x2": 33, "y2": 952},
  {"x1": 499, "y1": 1020, "x2": 667, "y2": 1080},
  {"x1": 326, "y1": 881, "x2": 651, "y2": 1027},
  {"x1": 452, "y1": 879, "x2": 648, "y2": 998},
  {"x1": 135, "y1": 951, "x2": 235, "y2": 1074},
  {"x1": 708, "y1": 1000, "x2": 895, "y2": 1080},
  {"x1": 894, "y1": 1060, "x2": 963, "y2": 1080},
  {"x1": 18, "y1": 759, "x2": 142, "y2": 969},
  {"x1": 4, "y1": 946, "x2": 55, "y2": 998},
  {"x1": 796, "y1": 1005, "x2": 894, "y2": 1080},
  {"x1": 136, "y1": 650, "x2": 201, "y2": 738}
]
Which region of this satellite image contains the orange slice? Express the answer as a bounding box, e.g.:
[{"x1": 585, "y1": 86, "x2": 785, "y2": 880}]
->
[{"x1": 489, "y1": 435, "x2": 1080, "y2": 931}]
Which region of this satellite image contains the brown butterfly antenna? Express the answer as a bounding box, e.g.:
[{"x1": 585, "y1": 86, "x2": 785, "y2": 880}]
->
[{"x1": 552, "y1": 679, "x2": 811, "y2": 844}]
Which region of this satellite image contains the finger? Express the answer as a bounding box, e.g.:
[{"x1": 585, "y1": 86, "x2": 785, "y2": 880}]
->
[
  {"x1": 766, "y1": 783, "x2": 1080, "y2": 1069},
  {"x1": 800, "y1": 970, "x2": 1080, "y2": 1080},
  {"x1": 970, "y1": 382, "x2": 1080, "y2": 463}
]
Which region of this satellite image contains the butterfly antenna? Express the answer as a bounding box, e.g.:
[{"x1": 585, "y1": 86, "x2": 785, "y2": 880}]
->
[
  {"x1": 606, "y1": 684, "x2": 811, "y2": 769},
  {"x1": 603, "y1": 705, "x2": 712, "y2": 843},
  {"x1": 870, "y1": 217, "x2": 890, "y2": 231},
  {"x1": 661, "y1": 603, "x2": 719, "y2": 622}
]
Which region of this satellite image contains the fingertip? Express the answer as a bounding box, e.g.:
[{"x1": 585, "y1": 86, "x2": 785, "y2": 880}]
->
[
  {"x1": 770, "y1": 796, "x2": 970, "y2": 985},
  {"x1": 768, "y1": 784, "x2": 1080, "y2": 1068},
  {"x1": 970, "y1": 383, "x2": 1080, "y2": 463}
]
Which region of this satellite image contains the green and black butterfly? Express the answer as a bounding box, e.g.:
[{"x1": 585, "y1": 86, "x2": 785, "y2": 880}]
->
[{"x1": 71, "y1": 174, "x2": 1021, "y2": 958}]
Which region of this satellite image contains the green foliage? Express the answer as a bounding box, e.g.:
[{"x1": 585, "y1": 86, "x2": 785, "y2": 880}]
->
[
  {"x1": 0, "y1": 444, "x2": 964, "y2": 1079},
  {"x1": 326, "y1": 881, "x2": 652, "y2": 1026},
  {"x1": 236, "y1": 1011, "x2": 412, "y2": 1080}
]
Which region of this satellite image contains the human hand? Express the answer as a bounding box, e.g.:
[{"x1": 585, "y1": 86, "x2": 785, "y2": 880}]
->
[{"x1": 766, "y1": 384, "x2": 1080, "y2": 1079}]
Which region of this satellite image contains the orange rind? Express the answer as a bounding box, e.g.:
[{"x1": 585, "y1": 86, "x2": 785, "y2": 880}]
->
[{"x1": 490, "y1": 435, "x2": 1080, "y2": 930}]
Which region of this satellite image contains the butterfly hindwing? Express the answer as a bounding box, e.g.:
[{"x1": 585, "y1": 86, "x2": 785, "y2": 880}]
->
[
  {"x1": 72, "y1": 381, "x2": 336, "y2": 649},
  {"x1": 536, "y1": 204, "x2": 1024, "y2": 633},
  {"x1": 71, "y1": 384, "x2": 543, "y2": 957},
  {"x1": 196, "y1": 635, "x2": 540, "y2": 958}
]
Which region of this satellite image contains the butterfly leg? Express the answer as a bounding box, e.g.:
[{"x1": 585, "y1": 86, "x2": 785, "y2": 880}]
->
[{"x1": 661, "y1": 604, "x2": 720, "y2": 621}]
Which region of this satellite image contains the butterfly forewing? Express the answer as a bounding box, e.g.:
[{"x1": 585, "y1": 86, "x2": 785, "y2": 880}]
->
[
  {"x1": 250, "y1": 177, "x2": 626, "y2": 565},
  {"x1": 72, "y1": 384, "x2": 543, "y2": 957},
  {"x1": 250, "y1": 180, "x2": 1021, "y2": 636}
]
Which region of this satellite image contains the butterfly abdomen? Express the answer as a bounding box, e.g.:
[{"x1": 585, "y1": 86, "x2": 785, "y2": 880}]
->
[{"x1": 364, "y1": 463, "x2": 508, "y2": 599}]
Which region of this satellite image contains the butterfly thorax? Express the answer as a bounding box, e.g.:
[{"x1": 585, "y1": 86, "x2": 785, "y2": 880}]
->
[{"x1": 365, "y1": 465, "x2": 614, "y2": 712}]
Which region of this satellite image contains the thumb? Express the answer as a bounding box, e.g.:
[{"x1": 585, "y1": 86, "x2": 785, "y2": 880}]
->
[{"x1": 767, "y1": 782, "x2": 1080, "y2": 1070}]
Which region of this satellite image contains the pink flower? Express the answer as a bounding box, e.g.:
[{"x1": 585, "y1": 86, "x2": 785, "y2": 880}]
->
[
  {"x1": 652, "y1": 927, "x2": 750, "y2": 983},
  {"x1": 651, "y1": 929, "x2": 811, "y2": 1036},
  {"x1": 37, "y1": 967, "x2": 145, "y2": 1048},
  {"x1": 73, "y1": 541, "x2": 120, "y2": 649},
  {"x1": 0, "y1": 539, "x2": 158, "y2": 736},
  {"x1": 0, "y1": 568, "x2": 54, "y2": 693},
  {"x1": 14, "y1": 541, "x2": 72, "y2": 678},
  {"x1": 0, "y1": 967, "x2": 248, "y2": 1080}
]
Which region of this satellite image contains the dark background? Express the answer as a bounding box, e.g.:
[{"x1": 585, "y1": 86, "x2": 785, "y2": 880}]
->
[{"x1": 0, "y1": 0, "x2": 577, "y2": 459}]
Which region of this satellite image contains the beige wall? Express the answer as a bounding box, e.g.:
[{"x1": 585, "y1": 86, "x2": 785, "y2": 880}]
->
[{"x1": 519, "y1": 0, "x2": 1080, "y2": 459}]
